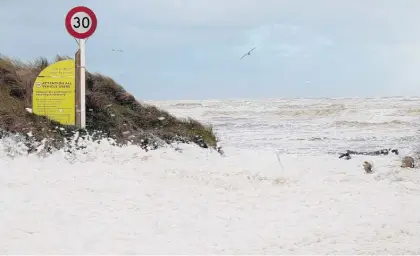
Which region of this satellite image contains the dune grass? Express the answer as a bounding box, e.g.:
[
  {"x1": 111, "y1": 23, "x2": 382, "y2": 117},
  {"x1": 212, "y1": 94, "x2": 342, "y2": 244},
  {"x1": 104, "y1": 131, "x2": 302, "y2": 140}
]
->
[{"x1": 0, "y1": 53, "x2": 218, "y2": 152}]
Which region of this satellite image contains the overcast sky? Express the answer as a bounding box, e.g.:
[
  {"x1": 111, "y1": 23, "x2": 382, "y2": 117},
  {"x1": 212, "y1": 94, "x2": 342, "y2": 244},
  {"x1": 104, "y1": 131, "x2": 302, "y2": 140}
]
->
[{"x1": 1, "y1": 0, "x2": 420, "y2": 100}]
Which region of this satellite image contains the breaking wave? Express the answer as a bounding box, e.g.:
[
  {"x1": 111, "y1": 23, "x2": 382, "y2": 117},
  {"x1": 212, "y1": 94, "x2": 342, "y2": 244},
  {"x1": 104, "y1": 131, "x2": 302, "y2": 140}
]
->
[{"x1": 333, "y1": 120, "x2": 415, "y2": 128}]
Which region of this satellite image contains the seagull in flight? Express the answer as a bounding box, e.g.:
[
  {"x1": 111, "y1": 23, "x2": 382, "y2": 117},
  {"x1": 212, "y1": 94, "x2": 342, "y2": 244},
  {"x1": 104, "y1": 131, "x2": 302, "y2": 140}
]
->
[
  {"x1": 112, "y1": 48, "x2": 123, "y2": 52},
  {"x1": 240, "y1": 47, "x2": 256, "y2": 60}
]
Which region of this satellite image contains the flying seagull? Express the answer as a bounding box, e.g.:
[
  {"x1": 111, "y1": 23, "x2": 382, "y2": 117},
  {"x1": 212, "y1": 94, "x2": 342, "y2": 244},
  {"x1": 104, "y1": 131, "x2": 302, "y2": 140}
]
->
[
  {"x1": 240, "y1": 47, "x2": 256, "y2": 60},
  {"x1": 112, "y1": 48, "x2": 123, "y2": 52}
]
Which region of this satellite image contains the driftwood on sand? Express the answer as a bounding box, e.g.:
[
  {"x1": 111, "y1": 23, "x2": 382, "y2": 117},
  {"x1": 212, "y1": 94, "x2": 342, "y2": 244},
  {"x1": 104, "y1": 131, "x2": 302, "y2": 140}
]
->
[{"x1": 339, "y1": 148, "x2": 399, "y2": 160}]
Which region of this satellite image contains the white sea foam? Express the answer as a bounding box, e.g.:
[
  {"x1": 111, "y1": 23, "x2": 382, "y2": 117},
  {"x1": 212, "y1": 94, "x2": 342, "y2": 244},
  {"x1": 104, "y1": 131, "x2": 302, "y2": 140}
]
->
[{"x1": 1, "y1": 97, "x2": 419, "y2": 254}]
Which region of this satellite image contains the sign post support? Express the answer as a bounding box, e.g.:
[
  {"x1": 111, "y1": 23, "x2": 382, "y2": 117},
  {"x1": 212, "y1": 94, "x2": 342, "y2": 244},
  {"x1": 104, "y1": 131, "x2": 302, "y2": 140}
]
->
[
  {"x1": 65, "y1": 6, "x2": 97, "y2": 129},
  {"x1": 79, "y1": 38, "x2": 86, "y2": 128}
]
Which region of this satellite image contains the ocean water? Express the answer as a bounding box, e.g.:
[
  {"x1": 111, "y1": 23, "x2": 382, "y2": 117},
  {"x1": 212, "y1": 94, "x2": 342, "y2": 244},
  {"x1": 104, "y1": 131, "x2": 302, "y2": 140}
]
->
[
  {"x1": 1, "y1": 97, "x2": 420, "y2": 254},
  {"x1": 151, "y1": 97, "x2": 420, "y2": 155}
]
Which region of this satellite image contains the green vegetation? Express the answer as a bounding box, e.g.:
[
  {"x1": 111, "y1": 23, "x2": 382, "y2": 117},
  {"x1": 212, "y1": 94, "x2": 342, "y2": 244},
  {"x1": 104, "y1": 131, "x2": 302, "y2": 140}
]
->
[{"x1": 0, "y1": 54, "x2": 219, "y2": 153}]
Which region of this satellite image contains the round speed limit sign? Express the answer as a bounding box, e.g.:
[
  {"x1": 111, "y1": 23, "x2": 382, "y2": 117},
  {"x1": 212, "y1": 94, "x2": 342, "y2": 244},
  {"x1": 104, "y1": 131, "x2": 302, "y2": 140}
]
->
[{"x1": 65, "y1": 6, "x2": 97, "y2": 39}]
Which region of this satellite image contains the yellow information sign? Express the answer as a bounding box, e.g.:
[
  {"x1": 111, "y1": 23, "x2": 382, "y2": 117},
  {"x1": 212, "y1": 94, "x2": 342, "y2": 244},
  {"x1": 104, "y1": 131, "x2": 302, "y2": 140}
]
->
[{"x1": 32, "y1": 59, "x2": 75, "y2": 125}]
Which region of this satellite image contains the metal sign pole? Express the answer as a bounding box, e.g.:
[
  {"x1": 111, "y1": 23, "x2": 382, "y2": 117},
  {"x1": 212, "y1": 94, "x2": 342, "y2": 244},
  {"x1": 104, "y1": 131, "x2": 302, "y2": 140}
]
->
[{"x1": 79, "y1": 38, "x2": 86, "y2": 129}]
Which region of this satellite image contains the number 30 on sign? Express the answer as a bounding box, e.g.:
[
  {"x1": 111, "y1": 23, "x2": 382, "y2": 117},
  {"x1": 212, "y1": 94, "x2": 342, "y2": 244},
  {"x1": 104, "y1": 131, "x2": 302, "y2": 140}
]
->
[{"x1": 65, "y1": 6, "x2": 97, "y2": 39}]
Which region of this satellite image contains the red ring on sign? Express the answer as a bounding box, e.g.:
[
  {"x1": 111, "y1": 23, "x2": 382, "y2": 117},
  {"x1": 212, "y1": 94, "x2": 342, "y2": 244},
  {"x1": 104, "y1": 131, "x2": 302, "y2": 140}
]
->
[{"x1": 65, "y1": 6, "x2": 97, "y2": 39}]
